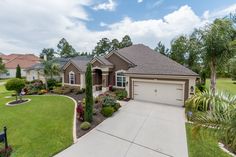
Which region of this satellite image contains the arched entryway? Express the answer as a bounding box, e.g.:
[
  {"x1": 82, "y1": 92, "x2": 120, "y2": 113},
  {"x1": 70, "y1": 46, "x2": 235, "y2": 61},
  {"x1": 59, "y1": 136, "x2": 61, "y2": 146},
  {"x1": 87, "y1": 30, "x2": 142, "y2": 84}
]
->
[{"x1": 93, "y1": 69, "x2": 102, "y2": 91}]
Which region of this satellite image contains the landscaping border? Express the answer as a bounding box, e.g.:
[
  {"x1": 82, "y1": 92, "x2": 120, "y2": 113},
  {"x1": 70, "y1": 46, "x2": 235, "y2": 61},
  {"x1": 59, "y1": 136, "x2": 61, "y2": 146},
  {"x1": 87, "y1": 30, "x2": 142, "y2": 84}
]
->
[
  {"x1": 219, "y1": 143, "x2": 236, "y2": 157},
  {"x1": 5, "y1": 98, "x2": 31, "y2": 106}
]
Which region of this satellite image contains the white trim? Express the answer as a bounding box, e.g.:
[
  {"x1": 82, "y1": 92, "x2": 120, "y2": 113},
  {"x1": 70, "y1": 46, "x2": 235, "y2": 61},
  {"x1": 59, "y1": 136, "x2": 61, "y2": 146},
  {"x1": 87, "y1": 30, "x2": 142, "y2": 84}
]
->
[
  {"x1": 125, "y1": 73, "x2": 198, "y2": 79},
  {"x1": 116, "y1": 70, "x2": 126, "y2": 88},
  {"x1": 69, "y1": 71, "x2": 76, "y2": 85},
  {"x1": 64, "y1": 83, "x2": 80, "y2": 87}
]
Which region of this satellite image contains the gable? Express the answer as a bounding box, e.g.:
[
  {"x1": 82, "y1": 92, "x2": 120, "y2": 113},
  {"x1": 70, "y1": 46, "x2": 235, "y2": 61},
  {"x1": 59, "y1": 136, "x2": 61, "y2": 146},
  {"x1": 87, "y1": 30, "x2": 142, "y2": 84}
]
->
[
  {"x1": 107, "y1": 53, "x2": 130, "y2": 71},
  {"x1": 92, "y1": 60, "x2": 103, "y2": 67}
]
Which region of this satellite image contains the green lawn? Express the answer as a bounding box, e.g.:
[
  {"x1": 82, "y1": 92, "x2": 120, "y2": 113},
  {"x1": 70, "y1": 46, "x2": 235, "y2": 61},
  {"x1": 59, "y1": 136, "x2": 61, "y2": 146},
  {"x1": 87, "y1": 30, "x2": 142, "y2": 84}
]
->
[
  {"x1": 186, "y1": 124, "x2": 231, "y2": 157},
  {"x1": 0, "y1": 85, "x2": 75, "y2": 157},
  {"x1": 206, "y1": 78, "x2": 236, "y2": 95}
]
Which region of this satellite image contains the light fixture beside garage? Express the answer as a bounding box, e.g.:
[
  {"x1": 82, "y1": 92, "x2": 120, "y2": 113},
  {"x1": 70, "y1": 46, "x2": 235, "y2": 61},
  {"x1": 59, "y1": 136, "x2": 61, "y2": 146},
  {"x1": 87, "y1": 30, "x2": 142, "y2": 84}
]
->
[{"x1": 190, "y1": 86, "x2": 194, "y2": 94}]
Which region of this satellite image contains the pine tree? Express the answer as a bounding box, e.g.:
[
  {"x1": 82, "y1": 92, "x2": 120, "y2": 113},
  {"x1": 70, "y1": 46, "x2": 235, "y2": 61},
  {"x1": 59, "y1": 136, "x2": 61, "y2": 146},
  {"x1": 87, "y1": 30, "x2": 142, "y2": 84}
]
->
[
  {"x1": 16, "y1": 64, "x2": 21, "y2": 78},
  {"x1": 84, "y1": 63, "x2": 93, "y2": 122}
]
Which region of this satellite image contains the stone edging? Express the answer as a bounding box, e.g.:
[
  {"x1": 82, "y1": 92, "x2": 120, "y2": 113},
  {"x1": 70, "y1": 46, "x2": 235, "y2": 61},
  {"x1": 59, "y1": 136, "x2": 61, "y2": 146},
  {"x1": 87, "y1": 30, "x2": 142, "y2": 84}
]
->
[
  {"x1": 219, "y1": 143, "x2": 236, "y2": 157},
  {"x1": 59, "y1": 95, "x2": 78, "y2": 143},
  {"x1": 5, "y1": 98, "x2": 31, "y2": 106}
]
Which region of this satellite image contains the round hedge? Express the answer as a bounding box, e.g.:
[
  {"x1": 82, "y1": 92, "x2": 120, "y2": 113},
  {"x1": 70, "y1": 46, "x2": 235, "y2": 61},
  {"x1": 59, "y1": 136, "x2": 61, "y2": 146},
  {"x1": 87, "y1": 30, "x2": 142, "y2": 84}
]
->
[
  {"x1": 101, "y1": 106, "x2": 114, "y2": 117},
  {"x1": 80, "y1": 121, "x2": 91, "y2": 130}
]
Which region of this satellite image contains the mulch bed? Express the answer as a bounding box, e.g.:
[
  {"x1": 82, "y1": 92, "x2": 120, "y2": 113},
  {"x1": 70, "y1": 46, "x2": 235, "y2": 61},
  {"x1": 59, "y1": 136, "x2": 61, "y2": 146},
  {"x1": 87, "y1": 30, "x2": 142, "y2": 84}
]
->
[
  {"x1": 65, "y1": 92, "x2": 107, "y2": 138},
  {"x1": 65, "y1": 92, "x2": 85, "y2": 102},
  {"x1": 76, "y1": 109, "x2": 106, "y2": 138},
  {"x1": 6, "y1": 99, "x2": 30, "y2": 106}
]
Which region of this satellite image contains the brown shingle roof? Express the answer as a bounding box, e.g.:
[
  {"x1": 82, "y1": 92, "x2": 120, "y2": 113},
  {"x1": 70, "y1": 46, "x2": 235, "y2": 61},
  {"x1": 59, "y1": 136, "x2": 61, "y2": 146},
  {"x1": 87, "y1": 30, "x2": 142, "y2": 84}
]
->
[{"x1": 115, "y1": 44, "x2": 198, "y2": 76}]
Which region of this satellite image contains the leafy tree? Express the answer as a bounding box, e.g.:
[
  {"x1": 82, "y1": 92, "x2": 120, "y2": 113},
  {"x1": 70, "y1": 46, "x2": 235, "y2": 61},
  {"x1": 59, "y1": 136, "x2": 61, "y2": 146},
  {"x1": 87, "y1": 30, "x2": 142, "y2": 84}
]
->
[
  {"x1": 154, "y1": 41, "x2": 170, "y2": 56},
  {"x1": 0, "y1": 57, "x2": 6, "y2": 74},
  {"x1": 5, "y1": 78, "x2": 25, "y2": 101},
  {"x1": 84, "y1": 63, "x2": 93, "y2": 122},
  {"x1": 200, "y1": 18, "x2": 236, "y2": 95},
  {"x1": 111, "y1": 39, "x2": 120, "y2": 51},
  {"x1": 42, "y1": 60, "x2": 60, "y2": 89},
  {"x1": 120, "y1": 35, "x2": 132, "y2": 48},
  {"x1": 39, "y1": 48, "x2": 55, "y2": 61},
  {"x1": 92, "y1": 38, "x2": 111, "y2": 56},
  {"x1": 231, "y1": 58, "x2": 236, "y2": 81},
  {"x1": 57, "y1": 38, "x2": 78, "y2": 58},
  {"x1": 186, "y1": 90, "x2": 236, "y2": 151},
  {"x1": 170, "y1": 35, "x2": 189, "y2": 65},
  {"x1": 16, "y1": 64, "x2": 21, "y2": 78}
]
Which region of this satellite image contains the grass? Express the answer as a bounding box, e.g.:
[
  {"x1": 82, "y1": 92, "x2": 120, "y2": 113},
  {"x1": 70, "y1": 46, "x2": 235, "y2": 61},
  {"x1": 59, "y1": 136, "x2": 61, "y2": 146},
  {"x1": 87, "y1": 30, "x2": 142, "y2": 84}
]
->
[
  {"x1": 0, "y1": 84, "x2": 75, "y2": 157},
  {"x1": 206, "y1": 78, "x2": 236, "y2": 95},
  {"x1": 186, "y1": 124, "x2": 231, "y2": 157}
]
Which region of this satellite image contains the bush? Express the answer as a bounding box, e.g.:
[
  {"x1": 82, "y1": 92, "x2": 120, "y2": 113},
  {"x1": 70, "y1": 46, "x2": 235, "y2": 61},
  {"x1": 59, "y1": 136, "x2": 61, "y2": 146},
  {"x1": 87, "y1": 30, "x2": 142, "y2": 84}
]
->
[
  {"x1": 47, "y1": 79, "x2": 57, "y2": 90},
  {"x1": 196, "y1": 83, "x2": 206, "y2": 92},
  {"x1": 77, "y1": 103, "x2": 84, "y2": 121},
  {"x1": 102, "y1": 96, "x2": 117, "y2": 108},
  {"x1": 80, "y1": 121, "x2": 91, "y2": 130},
  {"x1": 115, "y1": 89, "x2": 127, "y2": 100},
  {"x1": 0, "y1": 146, "x2": 12, "y2": 157},
  {"x1": 101, "y1": 106, "x2": 114, "y2": 117},
  {"x1": 76, "y1": 88, "x2": 85, "y2": 94},
  {"x1": 38, "y1": 89, "x2": 47, "y2": 95},
  {"x1": 114, "y1": 103, "x2": 121, "y2": 111}
]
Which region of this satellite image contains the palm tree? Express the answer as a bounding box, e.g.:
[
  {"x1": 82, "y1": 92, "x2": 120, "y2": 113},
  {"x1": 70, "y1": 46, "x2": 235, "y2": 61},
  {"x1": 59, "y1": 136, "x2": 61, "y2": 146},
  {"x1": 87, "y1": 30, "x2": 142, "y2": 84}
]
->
[
  {"x1": 42, "y1": 60, "x2": 60, "y2": 90},
  {"x1": 201, "y1": 19, "x2": 236, "y2": 95},
  {"x1": 186, "y1": 91, "x2": 236, "y2": 151}
]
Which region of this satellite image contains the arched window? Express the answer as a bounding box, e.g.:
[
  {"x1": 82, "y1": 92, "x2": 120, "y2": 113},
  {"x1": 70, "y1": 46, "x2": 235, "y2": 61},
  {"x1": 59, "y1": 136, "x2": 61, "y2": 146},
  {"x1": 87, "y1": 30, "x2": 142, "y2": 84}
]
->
[
  {"x1": 69, "y1": 71, "x2": 75, "y2": 84},
  {"x1": 116, "y1": 70, "x2": 126, "y2": 87}
]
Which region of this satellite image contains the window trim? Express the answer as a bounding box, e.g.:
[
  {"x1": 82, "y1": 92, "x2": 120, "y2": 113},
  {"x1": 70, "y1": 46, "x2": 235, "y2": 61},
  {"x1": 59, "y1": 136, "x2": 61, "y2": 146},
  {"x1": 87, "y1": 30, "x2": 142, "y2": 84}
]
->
[
  {"x1": 115, "y1": 70, "x2": 126, "y2": 88},
  {"x1": 69, "y1": 71, "x2": 75, "y2": 85}
]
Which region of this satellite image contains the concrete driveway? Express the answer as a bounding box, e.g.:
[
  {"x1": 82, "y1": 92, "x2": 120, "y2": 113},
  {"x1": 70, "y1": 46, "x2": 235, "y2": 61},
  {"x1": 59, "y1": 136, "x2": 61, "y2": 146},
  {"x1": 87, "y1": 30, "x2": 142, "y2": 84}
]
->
[{"x1": 55, "y1": 101, "x2": 188, "y2": 157}]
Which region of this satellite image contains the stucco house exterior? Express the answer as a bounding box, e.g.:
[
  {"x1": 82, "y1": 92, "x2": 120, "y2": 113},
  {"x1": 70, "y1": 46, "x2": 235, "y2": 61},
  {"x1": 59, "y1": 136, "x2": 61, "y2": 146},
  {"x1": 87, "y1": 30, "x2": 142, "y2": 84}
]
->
[
  {"x1": 0, "y1": 54, "x2": 40, "y2": 78},
  {"x1": 25, "y1": 58, "x2": 69, "y2": 83},
  {"x1": 62, "y1": 44, "x2": 198, "y2": 106}
]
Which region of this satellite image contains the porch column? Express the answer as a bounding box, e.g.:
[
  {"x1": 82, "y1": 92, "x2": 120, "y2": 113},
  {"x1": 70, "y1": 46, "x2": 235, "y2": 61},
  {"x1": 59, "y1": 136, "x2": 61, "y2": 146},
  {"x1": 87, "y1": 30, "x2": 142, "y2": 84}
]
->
[
  {"x1": 92, "y1": 72, "x2": 96, "y2": 91},
  {"x1": 102, "y1": 72, "x2": 109, "y2": 92}
]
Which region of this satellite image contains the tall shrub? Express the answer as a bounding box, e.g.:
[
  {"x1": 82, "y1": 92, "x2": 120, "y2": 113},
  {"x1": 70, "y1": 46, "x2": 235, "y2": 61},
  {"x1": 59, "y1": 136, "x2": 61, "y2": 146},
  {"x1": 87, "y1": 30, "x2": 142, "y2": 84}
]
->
[
  {"x1": 16, "y1": 64, "x2": 21, "y2": 78},
  {"x1": 84, "y1": 63, "x2": 93, "y2": 122},
  {"x1": 5, "y1": 78, "x2": 25, "y2": 101}
]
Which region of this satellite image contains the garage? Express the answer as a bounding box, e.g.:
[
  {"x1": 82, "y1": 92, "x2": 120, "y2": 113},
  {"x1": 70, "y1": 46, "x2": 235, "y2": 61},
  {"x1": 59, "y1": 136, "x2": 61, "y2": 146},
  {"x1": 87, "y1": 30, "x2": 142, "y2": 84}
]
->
[{"x1": 132, "y1": 80, "x2": 185, "y2": 106}]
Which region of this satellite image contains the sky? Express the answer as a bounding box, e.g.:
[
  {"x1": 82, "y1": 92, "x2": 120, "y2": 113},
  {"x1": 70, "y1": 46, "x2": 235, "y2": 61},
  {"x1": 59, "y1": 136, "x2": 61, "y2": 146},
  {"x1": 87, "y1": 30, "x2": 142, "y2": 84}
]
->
[{"x1": 0, "y1": 0, "x2": 236, "y2": 54}]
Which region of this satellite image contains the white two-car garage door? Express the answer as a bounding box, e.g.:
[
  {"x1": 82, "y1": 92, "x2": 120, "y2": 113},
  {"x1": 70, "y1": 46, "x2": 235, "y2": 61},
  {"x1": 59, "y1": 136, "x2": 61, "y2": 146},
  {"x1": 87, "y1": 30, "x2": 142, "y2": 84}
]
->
[{"x1": 133, "y1": 80, "x2": 185, "y2": 107}]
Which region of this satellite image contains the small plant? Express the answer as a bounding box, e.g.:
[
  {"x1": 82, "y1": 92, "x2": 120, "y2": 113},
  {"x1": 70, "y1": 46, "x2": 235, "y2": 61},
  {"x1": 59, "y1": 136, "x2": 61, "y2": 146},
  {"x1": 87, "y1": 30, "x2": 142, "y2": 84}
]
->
[
  {"x1": 101, "y1": 106, "x2": 114, "y2": 117},
  {"x1": 76, "y1": 103, "x2": 84, "y2": 121},
  {"x1": 102, "y1": 96, "x2": 116, "y2": 107},
  {"x1": 47, "y1": 79, "x2": 57, "y2": 90},
  {"x1": 80, "y1": 121, "x2": 91, "y2": 130},
  {"x1": 0, "y1": 146, "x2": 12, "y2": 157},
  {"x1": 115, "y1": 89, "x2": 127, "y2": 100},
  {"x1": 113, "y1": 103, "x2": 121, "y2": 111}
]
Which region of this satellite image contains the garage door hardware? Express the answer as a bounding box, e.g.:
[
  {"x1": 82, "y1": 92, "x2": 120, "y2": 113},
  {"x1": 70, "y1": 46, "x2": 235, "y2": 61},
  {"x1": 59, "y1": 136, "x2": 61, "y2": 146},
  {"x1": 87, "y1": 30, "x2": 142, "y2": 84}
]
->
[{"x1": 176, "y1": 99, "x2": 183, "y2": 101}]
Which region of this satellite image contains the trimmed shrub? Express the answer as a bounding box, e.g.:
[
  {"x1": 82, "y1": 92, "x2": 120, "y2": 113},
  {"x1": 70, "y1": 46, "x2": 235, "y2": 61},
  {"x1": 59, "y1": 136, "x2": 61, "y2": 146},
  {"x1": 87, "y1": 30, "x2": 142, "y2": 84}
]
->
[
  {"x1": 80, "y1": 121, "x2": 91, "y2": 130},
  {"x1": 102, "y1": 96, "x2": 116, "y2": 108},
  {"x1": 115, "y1": 89, "x2": 127, "y2": 100},
  {"x1": 101, "y1": 106, "x2": 114, "y2": 117},
  {"x1": 47, "y1": 79, "x2": 57, "y2": 90},
  {"x1": 114, "y1": 103, "x2": 121, "y2": 111}
]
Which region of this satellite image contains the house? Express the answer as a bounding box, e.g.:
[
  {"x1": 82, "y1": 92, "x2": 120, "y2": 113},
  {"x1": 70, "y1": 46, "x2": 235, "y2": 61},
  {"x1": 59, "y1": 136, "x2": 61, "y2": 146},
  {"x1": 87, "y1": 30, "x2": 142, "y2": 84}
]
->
[
  {"x1": 0, "y1": 54, "x2": 40, "y2": 78},
  {"x1": 25, "y1": 58, "x2": 69, "y2": 82},
  {"x1": 62, "y1": 44, "x2": 198, "y2": 106}
]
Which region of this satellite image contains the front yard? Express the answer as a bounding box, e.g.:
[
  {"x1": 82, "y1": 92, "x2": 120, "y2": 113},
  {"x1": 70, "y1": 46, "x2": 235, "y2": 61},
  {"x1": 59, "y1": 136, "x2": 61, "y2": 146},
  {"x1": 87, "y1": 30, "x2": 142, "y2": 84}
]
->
[
  {"x1": 186, "y1": 124, "x2": 231, "y2": 157},
  {"x1": 206, "y1": 78, "x2": 236, "y2": 95},
  {"x1": 0, "y1": 85, "x2": 75, "y2": 157}
]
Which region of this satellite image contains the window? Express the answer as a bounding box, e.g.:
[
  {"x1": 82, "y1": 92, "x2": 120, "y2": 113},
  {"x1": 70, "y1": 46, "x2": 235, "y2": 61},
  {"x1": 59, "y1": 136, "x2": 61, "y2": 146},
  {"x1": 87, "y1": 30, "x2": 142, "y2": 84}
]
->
[
  {"x1": 116, "y1": 71, "x2": 126, "y2": 87},
  {"x1": 69, "y1": 71, "x2": 75, "y2": 84}
]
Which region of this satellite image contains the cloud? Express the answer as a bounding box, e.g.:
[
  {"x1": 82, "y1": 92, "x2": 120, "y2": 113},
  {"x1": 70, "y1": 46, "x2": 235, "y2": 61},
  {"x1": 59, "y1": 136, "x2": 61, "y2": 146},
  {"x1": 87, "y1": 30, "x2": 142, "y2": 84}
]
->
[
  {"x1": 137, "y1": 0, "x2": 143, "y2": 3},
  {"x1": 0, "y1": 1, "x2": 235, "y2": 54},
  {"x1": 92, "y1": 0, "x2": 117, "y2": 11},
  {"x1": 203, "y1": 4, "x2": 236, "y2": 20}
]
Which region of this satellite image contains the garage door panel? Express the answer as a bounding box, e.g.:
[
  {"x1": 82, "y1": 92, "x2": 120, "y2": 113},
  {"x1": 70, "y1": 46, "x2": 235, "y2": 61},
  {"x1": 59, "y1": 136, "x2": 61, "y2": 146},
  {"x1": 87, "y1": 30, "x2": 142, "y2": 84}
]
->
[{"x1": 133, "y1": 81, "x2": 184, "y2": 106}]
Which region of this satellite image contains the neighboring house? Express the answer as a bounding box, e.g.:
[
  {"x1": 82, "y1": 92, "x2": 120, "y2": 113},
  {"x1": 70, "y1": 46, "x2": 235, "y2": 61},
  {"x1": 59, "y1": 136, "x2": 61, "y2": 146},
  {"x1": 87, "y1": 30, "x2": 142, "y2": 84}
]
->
[
  {"x1": 0, "y1": 54, "x2": 40, "y2": 78},
  {"x1": 63, "y1": 44, "x2": 198, "y2": 106},
  {"x1": 25, "y1": 58, "x2": 70, "y2": 83}
]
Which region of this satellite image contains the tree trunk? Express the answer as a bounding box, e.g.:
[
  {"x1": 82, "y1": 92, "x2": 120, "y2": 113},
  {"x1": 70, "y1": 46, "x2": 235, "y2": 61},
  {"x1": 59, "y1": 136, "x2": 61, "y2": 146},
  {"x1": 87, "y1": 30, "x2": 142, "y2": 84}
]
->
[
  {"x1": 15, "y1": 93, "x2": 18, "y2": 101},
  {"x1": 45, "y1": 77, "x2": 48, "y2": 90},
  {"x1": 210, "y1": 58, "x2": 216, "y2": 96}
]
